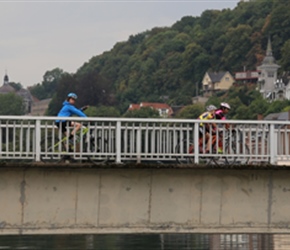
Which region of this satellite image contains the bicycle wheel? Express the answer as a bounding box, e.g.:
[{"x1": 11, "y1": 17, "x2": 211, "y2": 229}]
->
[
  {"x1": 230, "y1": 142, "x2": 250, "y2": 165},
  {"x1": 223, "y1": 130, "x2": 250, "y2": 165},
  {"x1": 85, "y1": 136, "x2": 110, "y2": 164},
  {"x1": 40, "y1": 136, "x2": 66, "y2": 163},
  {"x1": 175, "y1": 139, "x2": 194, "y2": 164},
  {"x1": 223, "y1": 141, "x2": 237, "y2": 165}
]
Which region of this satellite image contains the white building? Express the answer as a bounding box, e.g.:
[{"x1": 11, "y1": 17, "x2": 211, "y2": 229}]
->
[{"x1": 257, "y1": 37, "x2": 281, "y2": 100}]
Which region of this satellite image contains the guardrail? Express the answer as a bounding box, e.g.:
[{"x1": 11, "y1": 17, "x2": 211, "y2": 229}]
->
[{"x1": 0, "y1": 116, "x2": 289, "y2": 165}]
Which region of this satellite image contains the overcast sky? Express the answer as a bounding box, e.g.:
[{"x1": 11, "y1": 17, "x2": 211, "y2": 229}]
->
[{"x1": 0, "y1": 0, "x2": 239, "y2": 88}]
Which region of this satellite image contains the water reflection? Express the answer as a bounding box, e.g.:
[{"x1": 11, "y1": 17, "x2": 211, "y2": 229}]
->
[{"x1": 0, "y1": 234, "x2": 289, "y2": 250}]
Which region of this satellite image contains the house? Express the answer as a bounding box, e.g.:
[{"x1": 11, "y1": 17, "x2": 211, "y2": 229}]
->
[
  {"x1": 192, "y1": 96, "x2": 208, "y2": 105},
  {"x1": 202, "y1": 71, "x2": 235, "y2": 97},
  {"x1": 234, "y1": 70, "x2": 260, "y2": 84},
  {"x1": 29, "y1": 98, "x2": 52, "y2": 116},
  {"x1": 0, "y1": 72, "x2": 33, "y2": 114},
  {"x1": 264, "y1": 111, "x2": 290, "y2": 121},
  {"x1": 128, "y1": 102, "x2": 173, "y2": 118}
]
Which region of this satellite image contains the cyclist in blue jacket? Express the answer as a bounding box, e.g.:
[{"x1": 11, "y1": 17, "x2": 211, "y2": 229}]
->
[{"x1": 56, "y1": 92, "x2": 88, "y2": 141}]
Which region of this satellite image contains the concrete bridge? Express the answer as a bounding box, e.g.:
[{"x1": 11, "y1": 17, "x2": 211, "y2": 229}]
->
[{"x1": 1, "y1": 162, "x2": 290, "y2": 235}]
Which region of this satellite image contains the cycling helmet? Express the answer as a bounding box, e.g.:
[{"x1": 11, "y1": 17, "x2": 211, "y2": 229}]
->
[
  {"x1": 220, "y1": 102, "x2": 231, "y2": 110},
  {"x1": 67, "y1": 92, "x2": 77, "y2": 99},
  {"x1": 206, "y1": 105, "x2": 217, "y2": 112}
]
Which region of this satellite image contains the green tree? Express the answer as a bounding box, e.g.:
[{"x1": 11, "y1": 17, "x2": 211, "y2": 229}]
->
[
  {"x1": 30, "y1": 68, "x2": 64, "y2": 100},
  {"x1": 222, "y1": 24, "x2": 252, "y2": 71},
  {"x1": 0, "y1": 93, "x2": 24, "y2": 115},
  {"x1": 264, "y1": 100, "x2": 290, "y2": 116},
  {"x1": 279, "y1": 39, "x2": 290, "y2": 71},
  {"x1": 282, "y1": 105, "x2": 290, "y2": 112},
  {"x1": 9, "y1": 82, "x2": 22, "y2": 91},
  {"x1": 175, "y1": 103, "x2": 204, "y2": 119},
  {"x1": 46, "y1": 73, "x2": 78, "y2": 115},
  {"x1": 123, "y1": 107, "x2": 160, "y2": 118},
  {"x1": 85, "y1": 106, "x2": 121, "y2": 117},
  {"x1": 247, "y1": 98, "x2": 269, "y2": 120}
]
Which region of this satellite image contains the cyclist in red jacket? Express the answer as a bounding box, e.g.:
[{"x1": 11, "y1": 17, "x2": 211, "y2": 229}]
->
[
  {"x1": 214, "y1": 102, "x2": 230, "y2": 124},
  {"x1": 211, "y1": 102, "x2": 231, "y2": 153}
]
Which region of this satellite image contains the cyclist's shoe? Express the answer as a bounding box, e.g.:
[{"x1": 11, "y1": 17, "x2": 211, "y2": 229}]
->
[{"x1": 218, "y1": 147, "x2": 223, "y2": 153}]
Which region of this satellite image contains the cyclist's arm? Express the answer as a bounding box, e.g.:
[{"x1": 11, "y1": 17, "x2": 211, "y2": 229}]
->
[
  {"x1": 215, "y1": 113, "x2": 230, "y2": 130},
  {"x1": 219, "y1": 117, "x2": 230, "y2": 130},
  {"x1": 80, "y1": 105, "x2": 89, "y2": 111},
  {"x1": 69, "y1": 106, "x2": 87, "y2": 117}
]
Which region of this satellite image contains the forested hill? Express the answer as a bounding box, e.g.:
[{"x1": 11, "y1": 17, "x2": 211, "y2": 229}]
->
[{"x1": 39, "y1": 0, "x2": 290, "y2": 115}]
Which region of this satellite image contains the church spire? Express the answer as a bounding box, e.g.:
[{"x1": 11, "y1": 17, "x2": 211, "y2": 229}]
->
[
  {"x1": 266, "y1": 36, "x2": 273, "y2": 57},
  {"x1": 3, "y1": 70, "x2": 9, "y2": 85},
  {"x1": 262, "y1": 36, "x2": 277, "y2": 65}
]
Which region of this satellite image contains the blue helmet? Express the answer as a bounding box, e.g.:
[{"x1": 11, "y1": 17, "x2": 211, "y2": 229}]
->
[{"x1": 67, "y1": 92, "x2": 77, "y2": 99}]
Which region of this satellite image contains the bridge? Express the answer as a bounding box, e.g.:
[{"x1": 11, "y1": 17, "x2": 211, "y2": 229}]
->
[{"x1": 1, "y1": 116, "x2": 290, "y2": 235}]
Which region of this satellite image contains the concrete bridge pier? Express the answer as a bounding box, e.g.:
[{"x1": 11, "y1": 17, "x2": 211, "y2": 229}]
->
[{"x1": 0, "y1": 164, "x2": 290, "y2": 234}]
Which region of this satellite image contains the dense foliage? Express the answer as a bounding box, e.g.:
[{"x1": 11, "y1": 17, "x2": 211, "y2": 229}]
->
[
  {"x1": 30, "y1": 0, "x2": 290, "y2": 118},
  {"x1": 0, "y1": 93, "x2": 24, "y2": 115}
]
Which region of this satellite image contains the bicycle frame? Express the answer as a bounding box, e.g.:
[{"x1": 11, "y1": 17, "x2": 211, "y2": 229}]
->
[{"x1": 59, "y1": 126, "x2": 90, "y2": 146}]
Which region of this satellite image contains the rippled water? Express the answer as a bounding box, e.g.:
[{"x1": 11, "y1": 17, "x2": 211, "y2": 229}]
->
[{"x1": 0, "y1": 234, "x2": 289, "y2": 250}]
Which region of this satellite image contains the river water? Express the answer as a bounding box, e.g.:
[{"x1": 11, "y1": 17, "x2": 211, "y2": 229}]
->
[{"x1": 0, "y1": 233, "x2": 290, "y2": 250}]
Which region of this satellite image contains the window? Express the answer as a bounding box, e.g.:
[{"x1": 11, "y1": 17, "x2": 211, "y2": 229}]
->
[
  {"x1": 160, "y1": 109, "x2": 167, "y2": 115},
  {"x1": 268, "y1": 72, "x2": 274, "y2": 77}
]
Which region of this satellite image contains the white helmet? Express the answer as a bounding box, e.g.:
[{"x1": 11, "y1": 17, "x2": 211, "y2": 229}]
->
[
  {"x1": 206, "y1": 105, "x2": 217, "y2": 112},
  {"x1": 220, "y1": 102, "x2": 231, "y2": 110}
]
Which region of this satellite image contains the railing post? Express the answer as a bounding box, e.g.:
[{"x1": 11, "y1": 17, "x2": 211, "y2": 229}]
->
[
  {"x1": 269, "y1": 123, "x2": 277, "y2": 165},
  {"x1": 194, "y1": 121, "x2": 199, "y2": 164},
  {"x1": 35, "y1": 119, "x2": 41, "y2": 162},
  {"x1": 115, "y1": 120, "x2": 121, "y2": 163},
  {"x1": 136, "y1": 126, "x2": 141, "y2": 164}
]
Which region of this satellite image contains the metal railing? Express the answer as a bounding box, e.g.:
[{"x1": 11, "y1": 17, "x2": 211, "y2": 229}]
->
[{"x1": 0, "y1": 115, "x2": 289, "y2": 165}]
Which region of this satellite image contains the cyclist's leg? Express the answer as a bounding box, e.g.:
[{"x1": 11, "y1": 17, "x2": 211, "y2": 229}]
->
[
  {"x1": 205, "y1": 132, "x2": 212, "y2": 153},
  {"x1": 56, "y1": 121, "x2": 71, "y2": 137},
  {"x1": 210, "y1": 132, "x2": 224, "y2": 154},
  {"x1": 207, "y1": 133, "x2": 218, "y2": 152},
  {"x1": 69, "y1": 121, "x2": 82, "y2": 138},
  {"x1": 204, "y1": 124, "x2": 214, "y2": 152},
  {"x1": 198, "y1": 126, "x2": 205, "y2": 153},
  {"x1": 56, "y1": 121, "x2": 75, "y2": 156}
]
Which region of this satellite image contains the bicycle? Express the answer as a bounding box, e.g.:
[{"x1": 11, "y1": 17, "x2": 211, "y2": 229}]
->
[
  {"x1": 175, "y1": 128, "x2": 250, "y2": 165},
  {"x1": 40, "y1": 123, "x2": 109, "y2": 164}
]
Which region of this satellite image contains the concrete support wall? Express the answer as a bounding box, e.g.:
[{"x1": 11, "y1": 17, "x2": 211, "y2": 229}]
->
[{"x1": 0, "y1": 166, "x2": 290, "y2": 235}]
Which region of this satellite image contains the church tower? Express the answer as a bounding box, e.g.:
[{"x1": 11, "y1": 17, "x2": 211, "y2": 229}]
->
[
  {"x1": 0, "y1": 71, "x2": 15, "y2": 94},
  {"x1": 3, "y1": 71, "x2": 9, "y2": 85},
  {"x1": 257, "y1": 37, "x2": 280, "y2": 98}
]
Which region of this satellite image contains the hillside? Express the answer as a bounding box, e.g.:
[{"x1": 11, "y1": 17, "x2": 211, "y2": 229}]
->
[{"x1": 31, "y1": 0, "x2": 290, "y2": 116}]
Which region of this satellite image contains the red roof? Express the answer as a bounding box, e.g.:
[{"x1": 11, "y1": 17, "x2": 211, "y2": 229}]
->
[
  {"x1": 128, "y1": 102, "x2": 173, "y2": 116},
  {"x1": 128, "y1": 104, "x2": 141, "y2": 110}
]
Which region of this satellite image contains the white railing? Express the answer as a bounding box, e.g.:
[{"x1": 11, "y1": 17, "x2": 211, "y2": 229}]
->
[{"x1": 0, "y1": 116, "x2": 289, "y2": 165}]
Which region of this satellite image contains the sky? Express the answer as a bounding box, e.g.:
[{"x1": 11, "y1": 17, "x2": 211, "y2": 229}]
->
[{"x1": 0, "y1": 0, "x2": 239, "y2": 88}]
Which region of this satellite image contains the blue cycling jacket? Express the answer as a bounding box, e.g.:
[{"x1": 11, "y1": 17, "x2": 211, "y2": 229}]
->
[{"x1": 56, "y1": 101, "x2": 87, "y2": 123}]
